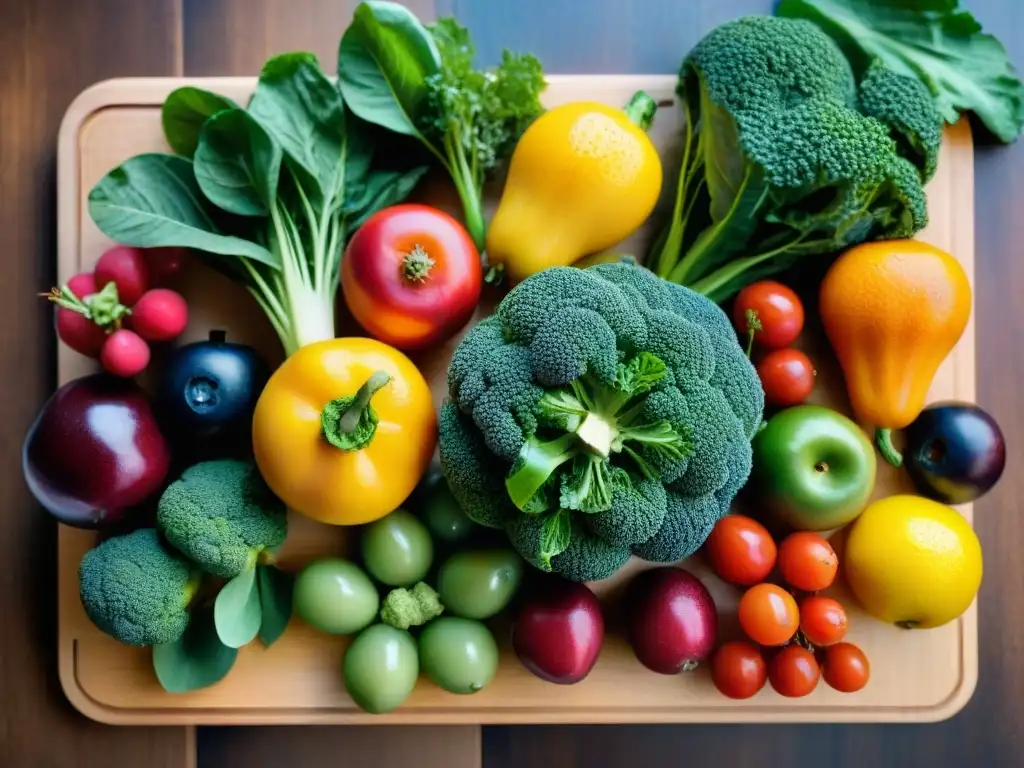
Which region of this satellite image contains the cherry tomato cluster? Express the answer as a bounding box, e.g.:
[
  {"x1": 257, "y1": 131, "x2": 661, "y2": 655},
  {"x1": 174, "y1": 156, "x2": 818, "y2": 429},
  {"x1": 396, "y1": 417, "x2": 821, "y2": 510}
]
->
[
  {"x1": 48, "y1": 246, "x2": 190, "y2": 378},
  {"x1": 732, "y1": 281, "x2": 816, "y2": 409},
  {"x1": 704, "y1": 515, "x2": 870, "y2": 700}
]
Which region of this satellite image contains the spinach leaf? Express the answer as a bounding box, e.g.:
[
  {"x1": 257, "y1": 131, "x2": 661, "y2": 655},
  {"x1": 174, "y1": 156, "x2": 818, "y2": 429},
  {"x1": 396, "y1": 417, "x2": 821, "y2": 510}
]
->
[
  {"x1": 337, "y1": 0, "x2": 442, "y2": 139},
  {"x1": 249, "y1": 52, "x2": 352, "y2": 203},
  {"x1": 345, "y1": 166, "x2": 429, "y2": 228},
  {"x1": 213, "y1": 565, "x2": 263, "y2": 649},
  {"x1": 153, "y1": 606, "x2": 238, "y2": 694},
  {"x1": 87, "y1": 153, "x2": 277, "y2": 267},
  {"x1": 776, "y1": 0, "x2": 1024, "y2": 143},
  {"x1": 194, "y1": 109, "x2": 282, "y2": 217},
  {"x1": 256, "y1": 564, "x2": 294, "y2": 648},
  {"x1": 162, "y1": 87, "x2": 239, "y2": 158}
]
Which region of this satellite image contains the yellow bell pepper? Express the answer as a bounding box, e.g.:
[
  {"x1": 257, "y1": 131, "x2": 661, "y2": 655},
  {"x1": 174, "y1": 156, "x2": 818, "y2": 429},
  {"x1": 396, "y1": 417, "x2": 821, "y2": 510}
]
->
[{"x1": 251, "y1": 337, "x2": 437, "y2": 526}]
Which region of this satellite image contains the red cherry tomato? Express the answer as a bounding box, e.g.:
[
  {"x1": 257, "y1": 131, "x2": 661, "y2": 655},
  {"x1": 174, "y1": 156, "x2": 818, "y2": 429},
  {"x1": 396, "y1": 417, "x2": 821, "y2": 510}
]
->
[
  {"x1": 756, "y1": 348, "x2": 816, "y2": 407},
  {"x1": 342, "y1": 204, "x2": 482, "y2": 351},
  {"x1": 733, "y1": 281, "x2": 804, "y2": 349},
  {"x1": 738, "y1": 583, "x2": 799, "y2": 647},
  {"x1": 704, "y1": 515, "x2": 777, "y2": 586},
  {"x1": 711, "y1": 641, "x2": 767, "y2": 700},
  {"x1": 769, "y1": 645, "x2": 820, "y2": 698},
  {"x1": 778, "y1": 532, "x2": 838, "y2": 592},
  {"x1": 822, "y1": 642, "x2": 870, "y2": 693},
  {"x1": 799, "y1": 596, "x2": 848, "y2": 646}
]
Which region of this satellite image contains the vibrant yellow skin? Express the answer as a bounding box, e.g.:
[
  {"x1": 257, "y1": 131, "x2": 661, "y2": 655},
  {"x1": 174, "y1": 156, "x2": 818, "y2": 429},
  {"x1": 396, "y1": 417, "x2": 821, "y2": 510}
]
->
[
  {"x1": 486, "y1": 99, "x2": 663, "y2": 284},
  {"x1": 251, "y1": 337, "x2": 437, "y2": 526},
  {"x1": 819, "y1": 239, "x2": 972, "y2": 431},
  {"x1": 844, "y1": 495, "x2": 983, "y2": 629}
]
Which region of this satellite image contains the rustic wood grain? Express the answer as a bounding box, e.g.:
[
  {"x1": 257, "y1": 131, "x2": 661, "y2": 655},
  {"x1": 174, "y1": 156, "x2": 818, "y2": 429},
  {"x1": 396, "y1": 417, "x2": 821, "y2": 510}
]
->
[{"x1": 0, "y1": 1, "x2": 193, "y2": 767}]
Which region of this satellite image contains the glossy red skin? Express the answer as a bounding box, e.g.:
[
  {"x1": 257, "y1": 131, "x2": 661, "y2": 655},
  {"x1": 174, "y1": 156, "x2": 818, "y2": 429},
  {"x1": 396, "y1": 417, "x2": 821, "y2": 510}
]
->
[
  {"x1": 142, "y1": 247, "x2": 188, "y2": 287},
  {"x1": 22, "y1": 374, "x2": 171, "y2": 529},
  {"x1": 756, "y1": 348, "x2": 816, "y2": 407},
  {"x1": 67, "y1": 272, "x2": 97, "y2": 298},
  {"x1": 94, "y1": 245, "x2": 149, "y2": 306},
  {"x1": 56, "y1": 307, "x2": 106, "y2": 358},
  {"x1": 625, "y1": 567, "x2": 718, "y2": 674},
  {"x1": 101, "y1": 329, "x2": 151, "y2": 377},
  {"x1": 127, "y1": 289, "x2": 189, "y2": 341},
  {"x1": 512, "y1": 579, "x2": 605, "y2": 685},
  {"x1": 733, "y1": 281, "x2": 805, "y2": 349},
  {"x1": 342, "y1": 204, "x2": 482, "y2": 351},
  {"x1": 704, "y1": 515, "x2": 777, "y2": 586}
]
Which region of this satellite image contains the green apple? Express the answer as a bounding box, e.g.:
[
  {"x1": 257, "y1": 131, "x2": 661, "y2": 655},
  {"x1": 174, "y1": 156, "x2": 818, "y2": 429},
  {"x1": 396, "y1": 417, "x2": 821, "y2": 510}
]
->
[{"x1": 748, "y1": 404, "x2": 877, "y2": 532}]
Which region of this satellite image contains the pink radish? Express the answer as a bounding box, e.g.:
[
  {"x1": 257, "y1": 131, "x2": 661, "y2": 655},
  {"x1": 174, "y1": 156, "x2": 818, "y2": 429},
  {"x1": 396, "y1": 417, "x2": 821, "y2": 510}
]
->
[
  {"x1": 94, "y1": 246, "x2": 149, "y2": 306},
  {"x1": 55, "y1": 309, "x2": 106, "y2": 358},
  {"x1": 127, "y1": 289, "x2": 189, "y2": 341},
  {"x1": 101, "y1": 330, "x2": 150, "y2": 377},
  {"x1": 67, "y1": 272, "x2": 97, "y2": 299},
  {"x1": 143, "y1": 247, "x2": 188, "y2": 287}
]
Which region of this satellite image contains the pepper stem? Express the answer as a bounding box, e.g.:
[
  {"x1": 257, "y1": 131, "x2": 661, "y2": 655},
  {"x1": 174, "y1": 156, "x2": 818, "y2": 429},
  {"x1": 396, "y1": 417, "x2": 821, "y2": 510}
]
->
[
  {"x1": 321, "y1": 370, "x2": 392, "y2": 451},
  {"x1": 402, "y1": 244, "x2": 435, "y2": 283},
  {"x1": 875, "y1": 428, "x2": 904, "y2": 468},
  {"x1": 623, "y1": 91, "x2": 658, "y2": 132}
]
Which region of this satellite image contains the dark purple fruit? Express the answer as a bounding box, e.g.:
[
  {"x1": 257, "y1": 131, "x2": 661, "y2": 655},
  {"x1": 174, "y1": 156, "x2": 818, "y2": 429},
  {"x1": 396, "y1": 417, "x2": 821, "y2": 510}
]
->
[{"x1": 904, "y1": 401, "x2": 1005, "y2": 504}]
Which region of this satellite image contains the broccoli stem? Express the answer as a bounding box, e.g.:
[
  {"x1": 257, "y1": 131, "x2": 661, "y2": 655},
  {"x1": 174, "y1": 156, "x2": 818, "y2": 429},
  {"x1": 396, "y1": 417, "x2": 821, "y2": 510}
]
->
[
  {"x1": 320, "y1": 370, "x2": 392, "y2": 451},
  {"x1": 506, "y1": 433, "x2": 580, "y2": 512},
  {"x1": 623, "y1": 90, "x2": 658, "y2": 132}
]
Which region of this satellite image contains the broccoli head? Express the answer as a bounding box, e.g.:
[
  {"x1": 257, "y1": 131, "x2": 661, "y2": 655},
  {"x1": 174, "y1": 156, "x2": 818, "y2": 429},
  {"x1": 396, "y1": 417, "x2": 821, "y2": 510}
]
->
[
  {"x1": 440, "y1": 262, "x2": 764, "y2": 582},
  {"x1": 648, "y1": 14, "x2": 942, "y2": 302},
  {"x1": 157, "y1": 459, "x2": 288, "y2": 579},
  {"x1": 79, "y1": 528, "x2": 200, "y2": 647},
  {"x1": 380, "y1": 582, "x2": 445, "y2": 630}
]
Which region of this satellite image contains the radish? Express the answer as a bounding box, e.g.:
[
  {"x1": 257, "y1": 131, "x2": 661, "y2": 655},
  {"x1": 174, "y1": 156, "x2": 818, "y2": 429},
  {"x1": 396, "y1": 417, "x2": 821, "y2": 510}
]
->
[
  {"x1": 127, "y1": 289, "x2": 189, "y2": 341},
  {"x1": 67, "y1": 272, "x2": 97, "y2": 299},
  {"x1": 101, "y1": 330, "x2": 150, "y2": 377},
  {"x1": 94, "y1": 246, "x2": 149, "y2": 306},
  {"x1": 55, "y1": 308, "x2": 106, "y2": 358},
  {"x1": 143, "y1": 247, "x2": 188, "y2": 287}
]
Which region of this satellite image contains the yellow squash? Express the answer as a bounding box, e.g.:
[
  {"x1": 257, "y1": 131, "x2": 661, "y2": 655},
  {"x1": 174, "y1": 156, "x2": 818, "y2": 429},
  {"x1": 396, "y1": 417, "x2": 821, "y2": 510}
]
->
[
  {"x1": 252, "y1": 337, "x2": 437, "y2": 526},
  {"x1": 486, "y1": 91, "x2": 663, "y2": 284},
  {"x1": 818, "y1": 239, "x2": 972, "y2": 466}
]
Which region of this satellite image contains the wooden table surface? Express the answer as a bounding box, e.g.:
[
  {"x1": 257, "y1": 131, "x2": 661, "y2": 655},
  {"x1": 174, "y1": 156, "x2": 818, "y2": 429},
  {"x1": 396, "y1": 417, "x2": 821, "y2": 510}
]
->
[{"x1": 2, "y1": 1, "x2": 1021, "y2": 766}]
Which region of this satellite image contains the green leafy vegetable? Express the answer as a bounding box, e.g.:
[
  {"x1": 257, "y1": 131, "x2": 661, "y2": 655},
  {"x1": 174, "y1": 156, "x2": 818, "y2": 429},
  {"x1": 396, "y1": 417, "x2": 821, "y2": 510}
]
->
[
  {"x1": 257, "y1": 564, "x2": 294, "y2": 647},
  {"x1": 338, "y1": 0, "x2": 545, "y2": 254},
  {"x1": 88, "y1": 51, "x2": 427, "y2": 357},
  {"x1": 214, "y1": 565, "x2": 262, "y2": 649},
  {"x1": 777, "y1": 0, "x2": 1024, "y2": 143},
  {"x1": 538, "y1": 508, "x2": 572, "y2": 570},
  {"x1": 153, "y1": 606, "x2": 239, "y2": 694}
]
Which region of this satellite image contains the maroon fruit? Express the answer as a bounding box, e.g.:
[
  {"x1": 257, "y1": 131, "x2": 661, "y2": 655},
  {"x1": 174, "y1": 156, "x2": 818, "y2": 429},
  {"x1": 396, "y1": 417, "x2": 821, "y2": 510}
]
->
[
  {"x1": 94, "y1": 245, "x2": 149, "y2": 306},
  {"x1": 625, "y1": 567, "x2": 718, "y2": 674},
  {"x1": 512, "y1": 579, "x2": 604, "y2": 685},
  {"x1": 22, "y1": 374, "x2": 171, "y2": 529}
]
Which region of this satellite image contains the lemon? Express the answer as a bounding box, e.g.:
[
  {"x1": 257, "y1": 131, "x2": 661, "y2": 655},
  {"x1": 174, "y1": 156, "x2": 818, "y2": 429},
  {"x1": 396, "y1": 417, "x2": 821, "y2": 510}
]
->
[{"x1": 843, "y1": 494, "x2": 982, "y2": 629}]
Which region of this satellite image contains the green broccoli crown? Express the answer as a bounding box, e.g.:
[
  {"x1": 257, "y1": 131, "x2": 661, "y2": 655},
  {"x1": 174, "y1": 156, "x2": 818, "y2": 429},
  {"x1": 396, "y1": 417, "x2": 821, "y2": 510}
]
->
[
  {"x1": 380, "y1": 582, "x2": 445, "y2": 630},
  {"x1": 651, "y1": 14, "x2": 939, "y2": 301},
  {"x1": 857, "y1": 58, "x2": 943, "y2": 182},
  {"x1": 157, "y1": 459, "x2": 288, "y2": 579},
  {"x1": 78, "y1": 528, "x2": 200, "y2": 647},
  {"x1": 440, "y1": 262, "x2": 764, "y2": 582}
]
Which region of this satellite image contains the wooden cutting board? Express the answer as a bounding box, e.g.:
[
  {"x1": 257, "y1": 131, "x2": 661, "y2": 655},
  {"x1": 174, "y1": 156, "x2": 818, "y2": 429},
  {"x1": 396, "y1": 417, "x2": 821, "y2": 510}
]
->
[{"x1": 55, "y1": 74, "x2": 977, "y2": 726}]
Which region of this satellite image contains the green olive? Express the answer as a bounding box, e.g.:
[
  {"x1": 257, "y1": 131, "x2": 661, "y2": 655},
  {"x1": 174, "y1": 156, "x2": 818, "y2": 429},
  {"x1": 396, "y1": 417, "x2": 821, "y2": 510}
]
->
[
  {"x1": 360, "y1": 509, "x2": 434, "y2": 587},
  {"x1": 437, "y1": 548, "x2": 523, "y2": 619},
  {"x1": 343, "y1": 624, "x2": 419, "y2": 714},
  {"x1": 420, "y1": 477, "x2": 476, "y2": 544},
  {"x1": 418, "y1": 617, "x2": 499, "y2": 695},
  {"x1": 293, "y1": 557, "x2": 379, "y2": 635}
]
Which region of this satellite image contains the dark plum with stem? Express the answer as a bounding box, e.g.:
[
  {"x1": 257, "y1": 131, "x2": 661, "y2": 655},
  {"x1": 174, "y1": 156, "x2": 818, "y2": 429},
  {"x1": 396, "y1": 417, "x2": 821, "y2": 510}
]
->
[{"x1": 903, "y1": 402, "x2": 1006, "y2": 504}]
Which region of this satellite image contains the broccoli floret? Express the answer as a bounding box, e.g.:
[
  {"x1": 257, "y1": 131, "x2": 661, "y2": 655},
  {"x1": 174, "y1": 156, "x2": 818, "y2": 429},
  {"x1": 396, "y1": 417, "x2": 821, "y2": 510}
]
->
[
  {"x1": 858, "y1": 58, "x2": 943, "y2": 182},
  {"x1": 439, "y1": 262, "x2": 764, "y2": 583},
  {"x1": 78, "y1": 528, "x2": 200, "y2": 647},
  {"x1": 631, "y1": 489, "x2": 722, "y2": 564},
  {"x1": 380, "y1": 582, "x2": 444, "y2": 630},
  {"x1": 157, "y1": 459, "x2": 287, "y2": 579},
  {"x1": 647, "y1": 15, "x2": 941, "y2": 302}
]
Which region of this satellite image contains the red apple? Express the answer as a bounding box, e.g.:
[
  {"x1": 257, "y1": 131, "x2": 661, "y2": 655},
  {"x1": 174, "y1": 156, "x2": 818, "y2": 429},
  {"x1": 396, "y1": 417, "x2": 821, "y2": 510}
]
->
[
  {"x1": 22, "y1": 373, "x2": 171, "y2": 529},
  {"x1": 625, "y1": 567, "x2": 718, "y2": 674},
  {"x1": 512, "y1": 578, "x2": 604, "y2": 685}
]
